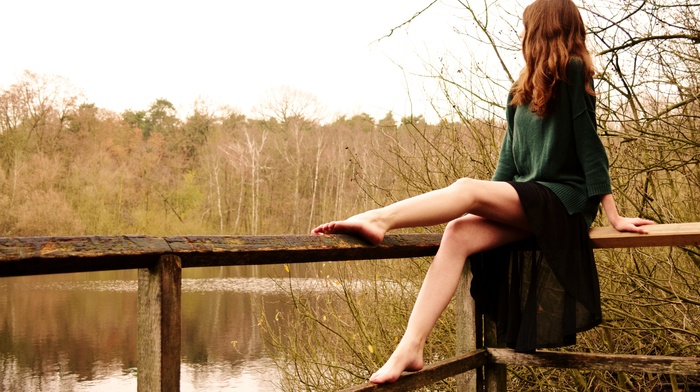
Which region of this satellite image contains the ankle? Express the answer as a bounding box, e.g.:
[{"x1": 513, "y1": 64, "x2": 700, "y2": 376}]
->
[
  {"x1": 370, "y1": 209, "x2": 394, "y2": 232},
  {"x1": 396, "y1": 335, "x2": 425, "y2": 354},
  {"x1": 354, "y1": 210, "x2": 389, "y2": 232}
]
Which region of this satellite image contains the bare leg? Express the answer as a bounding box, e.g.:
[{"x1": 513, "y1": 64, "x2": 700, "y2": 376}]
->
[
  {"x1": 368, "y1": 184, "x2": 532, "y2": 383},
  {"x1": 311, "y1": 178, "x2": 522, "y2": 244}
]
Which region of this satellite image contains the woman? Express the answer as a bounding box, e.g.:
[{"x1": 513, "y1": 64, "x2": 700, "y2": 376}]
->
[{"x1": 312, "y1": 0, "x2": 654, "y2": 384}]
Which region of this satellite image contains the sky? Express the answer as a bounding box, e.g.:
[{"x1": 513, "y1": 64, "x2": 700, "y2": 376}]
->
[{"x1": 0, "y1": 0, "x2": 473, "y2": 123}]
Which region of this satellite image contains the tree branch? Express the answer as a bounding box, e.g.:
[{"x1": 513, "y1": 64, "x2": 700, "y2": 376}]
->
[
  {"x1": 599, "y1": 33, "x2": 700, "y2": 55},
  {"x1": 375, "y1": 0, "x2": 439, "y2": 42}
]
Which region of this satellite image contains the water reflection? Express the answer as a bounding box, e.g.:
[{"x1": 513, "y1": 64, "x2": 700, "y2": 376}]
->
[{"x1": 0, "y1": 265, "x2": 314, "y2": 391}]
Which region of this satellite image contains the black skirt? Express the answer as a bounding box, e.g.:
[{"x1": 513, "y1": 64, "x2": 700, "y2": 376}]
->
[{"x1": 469, "y1": 181, "x2": 602, "y2": 353}]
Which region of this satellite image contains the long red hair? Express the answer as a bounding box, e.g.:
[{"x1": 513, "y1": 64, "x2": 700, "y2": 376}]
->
[{"x1": 510, "y1": 0, "x2": 595, "y2": 117}]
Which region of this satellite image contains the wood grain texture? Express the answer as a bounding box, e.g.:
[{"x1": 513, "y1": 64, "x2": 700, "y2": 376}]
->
[
  {"x1": 589, "y1": 222, "x2": 700, "y2": 248},
  {"x1": 339, "y1": 349, "x2": 489, "y2": 392},
  {"x1": 0, "y1": 233, "x2": 441, "y2": 276},
  {"x1": 0, "y1": 223, "x2": 698, "y2": 277},
  {"x1": 487, "y1": 348, "x2": 700, "y2": 376},
  {"x1": 137, "y1": 255, "x2": 182, "y2": 392},
  {"x1": 1, "y1": 223, "x2": 698, "y2": 390}
]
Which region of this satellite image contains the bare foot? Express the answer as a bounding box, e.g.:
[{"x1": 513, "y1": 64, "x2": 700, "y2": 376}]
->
[
  {"x1": 310, "y1": 212, "x2": 386, "y2": 245},
  {"x1": 369, "y1": 343, "x2": 424, "y2": 384}
]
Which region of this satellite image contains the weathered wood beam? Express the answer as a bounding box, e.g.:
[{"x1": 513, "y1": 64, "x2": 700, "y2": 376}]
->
[
  {"x1": 487, "y1": 348, "x2": 700, "y2": 376},
  {"x1": 0, "y1": 236, "x2": 170, "y2": 276},
  {"x1": 339, "y1": 349, "x2": 489, "y2": 392},
  {"x1": 137, "y1": 255, "x2": 182, "y2": 392},
  {"x1": 1, "y1": 223, "x2": 698, "y2": 392},
  {"x1": 455, "y1": 262, "x2": 478, "y2": 392},
  {"x1": 0, "y1": 222, "x2": 698, "y2": 277},
  {"x1": 0, "y1": 234, "x2": 440, "y2": 277},
  {"x1": 483, "y1": 321, "x2": 506, "y2": 392},
  {"x1": 589, "y1": 222, "x2": 700, "y2": 248},
  {"x1": 168, "y1": 233, "x2": 441, "y2": 267}
]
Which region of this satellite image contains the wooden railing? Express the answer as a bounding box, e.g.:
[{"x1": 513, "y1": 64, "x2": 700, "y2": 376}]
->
[{"x1": 1, "y1": 222, "x2": 699, "y2": 391}]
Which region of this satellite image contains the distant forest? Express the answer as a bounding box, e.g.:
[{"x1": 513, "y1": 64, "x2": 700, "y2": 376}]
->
[{"x1": 0, "y1": 71, "x2": 493, "y2": 237}]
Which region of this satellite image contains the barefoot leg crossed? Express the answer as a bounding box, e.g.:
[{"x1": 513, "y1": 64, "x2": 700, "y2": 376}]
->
[{"x1": 311, "y1": 179, "x2": 532, "y2": 384}]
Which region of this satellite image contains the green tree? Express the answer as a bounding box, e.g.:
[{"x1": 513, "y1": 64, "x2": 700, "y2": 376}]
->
[
  {"x1": 122, "y1": 109, "x2": 149, "y2": 136},
  {"x1": 377, "y1": 112, "x2": 397, "y2": 131},
  {"x1": 147, "y1": 98, "x2": 178, "y2": 134},
  {"x1": 122, "y1": 98, "x2": 179, "y2": 138}
]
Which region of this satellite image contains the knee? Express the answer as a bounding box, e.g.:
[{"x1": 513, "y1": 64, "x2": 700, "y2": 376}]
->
[
  {"x1": 439, "y1": 220, "x2": 473, "y2": 260},
  {"x1": 443, "y1": 217, "x2": 473, "y2": 242},
  {"x1": 449, "y1": 177, "x2": 475, "y2": 191},
  {"x1": 442, "y1": 216, "x2": 485, "y2": 255}
]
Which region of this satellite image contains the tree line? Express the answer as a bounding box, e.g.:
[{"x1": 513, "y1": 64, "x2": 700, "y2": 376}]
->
[{"x1": 0, "y1": 72, "x2": 436, "y2": 237}]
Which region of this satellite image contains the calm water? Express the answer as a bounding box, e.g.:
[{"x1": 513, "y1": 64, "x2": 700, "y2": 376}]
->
[{"x1": 0, "y1": 265, "x2": 320, "y2": 391}]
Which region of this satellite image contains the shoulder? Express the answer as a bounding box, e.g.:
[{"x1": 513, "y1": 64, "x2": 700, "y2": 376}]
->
[
  {"x1": 563, "y1": 57, "x2": 595, "y2": 98},
  {"x1": 566, "y1": 57, "x2": 586, "y2": 80}
]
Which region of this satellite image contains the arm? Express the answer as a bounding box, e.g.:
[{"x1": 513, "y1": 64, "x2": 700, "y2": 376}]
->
[
  {"x1": 492, "y1": 100, "x2": 517, "y2": 181},
  {"x1": 600, "y1": 193, "x2": 655, "y2": 233},
  {"x1": 568, "y1": 60, "x2": 613, "y2": 197}
]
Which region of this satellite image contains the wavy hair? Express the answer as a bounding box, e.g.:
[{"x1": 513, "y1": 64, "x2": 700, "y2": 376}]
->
[{"x1": 510, "y1": 0, "x2": 595, "y2": 117}]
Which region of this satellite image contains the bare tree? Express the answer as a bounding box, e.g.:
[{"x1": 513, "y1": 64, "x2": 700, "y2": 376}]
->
[
  {"x1": 220, "y1": 128, "x2": 269, "y2": 235},
  {"x1": 256, "y1": 87, "x2": 324, "y2": 232}
]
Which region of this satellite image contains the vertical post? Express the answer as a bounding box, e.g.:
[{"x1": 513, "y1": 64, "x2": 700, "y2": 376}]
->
[
  {"x1": 483, "y1": 318, "x2": 506, "y2": 391},
  {"x1": 138, "y1": 255, "x2": 182, "y2": 392},
  {"x1": 455, "y1": 260, "x2": 478, "y2": 392}
]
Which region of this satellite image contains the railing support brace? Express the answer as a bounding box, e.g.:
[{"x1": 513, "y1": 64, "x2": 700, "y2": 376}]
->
[{"x1": 137, "y1": 254, "x2": 182, "y2": 392}]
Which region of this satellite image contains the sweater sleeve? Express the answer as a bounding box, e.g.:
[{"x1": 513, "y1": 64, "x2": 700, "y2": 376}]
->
[
  {"x1": 568, "y1": 59, "x2": 612, "y2": 197},
  {"x1": 492, "y1": 101, "x2": 517, "y2": 181}
]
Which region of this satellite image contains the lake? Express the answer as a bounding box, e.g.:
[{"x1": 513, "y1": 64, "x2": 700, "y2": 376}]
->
[{"x1": 0, "y1": 265, "x2": 316, "y2": 391}]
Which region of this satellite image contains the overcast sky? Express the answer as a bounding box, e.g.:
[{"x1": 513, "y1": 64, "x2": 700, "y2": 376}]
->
[{"x1": 0, "y1": 0, "x2": 474, "y2": 122}]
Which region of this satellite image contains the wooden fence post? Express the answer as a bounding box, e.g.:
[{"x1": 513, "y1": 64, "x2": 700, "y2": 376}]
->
[
  {"x1": 455, "y1": 260, "x2": 478, "y2": 392},
  {"x1": 137, "y1": 254, "x2": 182, "y2": 392},
  {"x1": 484, "y1": 317, "x2": 507, "y2": 391}
]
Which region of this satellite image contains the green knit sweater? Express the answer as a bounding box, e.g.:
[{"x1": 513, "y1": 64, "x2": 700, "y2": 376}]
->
[{"x1": 492, "y1": 58, "x2": 612, "y2": 226}]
